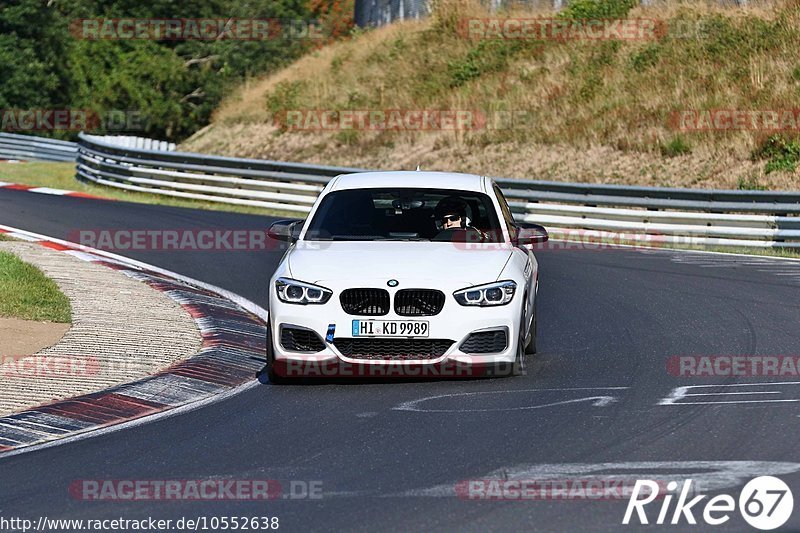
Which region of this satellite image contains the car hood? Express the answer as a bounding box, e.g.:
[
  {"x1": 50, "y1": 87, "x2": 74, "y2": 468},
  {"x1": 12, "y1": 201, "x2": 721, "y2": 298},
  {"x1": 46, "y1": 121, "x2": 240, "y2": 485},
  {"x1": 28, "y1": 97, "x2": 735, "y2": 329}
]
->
[{"x1": 287, "y1": 241, "x2": 513, "y2": 288}]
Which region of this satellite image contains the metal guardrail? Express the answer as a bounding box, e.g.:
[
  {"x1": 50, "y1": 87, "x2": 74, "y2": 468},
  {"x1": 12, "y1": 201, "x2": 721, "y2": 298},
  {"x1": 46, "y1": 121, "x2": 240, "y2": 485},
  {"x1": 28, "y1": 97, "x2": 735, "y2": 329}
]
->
[
  {"x1": 76, "y1": 133, "x2": 360, "y2": 212},
  {"x1": 85, "y1": 135, "x2": 176, "y2": 152},
  {"x1": 0, "y1": 133, "x2": 77, "y2": 162},
  {"x1": 73, "y1": 132, "x2": 800, "y2": 249},
  {"x1": 3, "y1": 132, "x2": 799, "y2": 249}
]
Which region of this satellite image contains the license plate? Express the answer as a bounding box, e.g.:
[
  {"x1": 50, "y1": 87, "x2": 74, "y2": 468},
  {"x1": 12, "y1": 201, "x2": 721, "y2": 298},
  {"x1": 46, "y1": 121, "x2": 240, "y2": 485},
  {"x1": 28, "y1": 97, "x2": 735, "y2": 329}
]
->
[{"x1": 352, "y1": 320, "x2": 429, "y2": 338}]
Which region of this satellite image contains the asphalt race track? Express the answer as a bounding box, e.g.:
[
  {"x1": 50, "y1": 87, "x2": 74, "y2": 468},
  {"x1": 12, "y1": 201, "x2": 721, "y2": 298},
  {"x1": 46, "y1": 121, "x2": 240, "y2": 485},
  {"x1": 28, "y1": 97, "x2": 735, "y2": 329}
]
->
[{"x1": 2, "y1": 188, "x2": 800, "y2": 531}]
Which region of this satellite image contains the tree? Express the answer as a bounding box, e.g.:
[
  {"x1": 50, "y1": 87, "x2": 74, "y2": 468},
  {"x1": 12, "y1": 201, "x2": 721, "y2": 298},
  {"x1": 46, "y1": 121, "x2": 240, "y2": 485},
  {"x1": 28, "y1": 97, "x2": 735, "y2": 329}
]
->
[{"x1": 308, "y1": 0, "x2": 355, "y2": 41}]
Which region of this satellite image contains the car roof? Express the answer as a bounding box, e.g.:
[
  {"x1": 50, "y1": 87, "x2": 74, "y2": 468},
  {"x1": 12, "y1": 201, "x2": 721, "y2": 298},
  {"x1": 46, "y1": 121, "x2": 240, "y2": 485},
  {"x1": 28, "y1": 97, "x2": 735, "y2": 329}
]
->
[{"x1": 328, "y1": 171, "x2": 488, "y2": 193}]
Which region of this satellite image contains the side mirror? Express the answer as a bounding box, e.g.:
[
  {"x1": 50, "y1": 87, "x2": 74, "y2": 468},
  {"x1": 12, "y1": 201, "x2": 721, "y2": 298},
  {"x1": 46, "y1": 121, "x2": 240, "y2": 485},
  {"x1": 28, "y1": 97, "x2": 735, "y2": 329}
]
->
[
  {"x1": 267, "y1": 219, "x2": 304, "y2": 243},
  {"x1": 516, "y1": 223, "x2": 549, "y2": 246}
]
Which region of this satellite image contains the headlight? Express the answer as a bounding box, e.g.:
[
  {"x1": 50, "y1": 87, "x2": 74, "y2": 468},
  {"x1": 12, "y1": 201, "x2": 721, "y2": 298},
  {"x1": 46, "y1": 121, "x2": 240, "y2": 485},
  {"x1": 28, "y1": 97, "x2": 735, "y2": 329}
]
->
[
  {"x1": 454, "y1": 280, "x2": 516, "y2": 307},
  {"x1": 275, "y1": 278, "x2": 332, "y2": 305}
]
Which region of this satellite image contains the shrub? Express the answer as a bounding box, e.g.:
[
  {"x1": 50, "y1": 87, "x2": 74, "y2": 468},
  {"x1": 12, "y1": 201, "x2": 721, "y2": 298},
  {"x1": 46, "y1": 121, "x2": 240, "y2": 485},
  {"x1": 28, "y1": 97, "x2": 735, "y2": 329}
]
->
[
  {"x1": 661, "y1": 136, "x2": 692, "y2": 157},
  {"x1": 448, "y1": 41, "x2": 517, "y2": 87},
  {"x1": 559, "y1": 0, "x2": 638, "y2": 20},
  {"x1": 265, "y1": 81, "x2": 307, "y2": 113},
  {"x1": 752, "y1": 135, "x2": 800, "y2": 174},
  {"x1": 630, "y1": 44, "x2": 660, "y2": 72},
  {"x1": 737, "y1": 174, "x2": 768, "y2": 190}
]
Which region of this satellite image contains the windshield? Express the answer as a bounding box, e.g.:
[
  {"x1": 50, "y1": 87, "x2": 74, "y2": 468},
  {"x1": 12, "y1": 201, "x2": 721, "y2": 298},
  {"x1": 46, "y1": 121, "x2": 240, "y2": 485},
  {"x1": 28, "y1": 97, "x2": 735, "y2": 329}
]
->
[{"x1": 303, "y1": 188, "x2": 503, "y2": 241}]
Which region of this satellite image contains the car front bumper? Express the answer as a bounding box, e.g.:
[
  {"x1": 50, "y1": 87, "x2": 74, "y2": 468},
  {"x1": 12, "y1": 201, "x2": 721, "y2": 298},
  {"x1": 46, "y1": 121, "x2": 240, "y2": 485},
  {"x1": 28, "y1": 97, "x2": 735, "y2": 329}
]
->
[{"x1": 269, "y1": 294, "x2": 522, "y2": 376}]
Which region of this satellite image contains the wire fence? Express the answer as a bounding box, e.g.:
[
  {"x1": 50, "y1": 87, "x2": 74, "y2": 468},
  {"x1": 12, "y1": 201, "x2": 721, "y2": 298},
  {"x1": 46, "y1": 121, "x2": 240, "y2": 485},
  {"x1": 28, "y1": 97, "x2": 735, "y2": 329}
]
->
[{"x1": 355, "y1": 0, "x2": 430, "y2": 27}]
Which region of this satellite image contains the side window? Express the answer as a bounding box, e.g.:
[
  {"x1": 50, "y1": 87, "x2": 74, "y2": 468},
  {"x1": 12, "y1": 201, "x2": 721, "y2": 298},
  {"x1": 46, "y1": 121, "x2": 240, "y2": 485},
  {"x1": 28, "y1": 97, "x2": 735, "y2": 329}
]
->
[{"x1": 493, "y1": 184, "x2": 518, "y2": 240}]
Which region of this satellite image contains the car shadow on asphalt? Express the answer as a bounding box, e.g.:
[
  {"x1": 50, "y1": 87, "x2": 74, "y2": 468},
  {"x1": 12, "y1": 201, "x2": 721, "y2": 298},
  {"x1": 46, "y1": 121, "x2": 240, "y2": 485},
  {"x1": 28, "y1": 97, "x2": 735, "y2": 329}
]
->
[{"x1": 254, "y1": 363, "x2": 527, "y2": 386}]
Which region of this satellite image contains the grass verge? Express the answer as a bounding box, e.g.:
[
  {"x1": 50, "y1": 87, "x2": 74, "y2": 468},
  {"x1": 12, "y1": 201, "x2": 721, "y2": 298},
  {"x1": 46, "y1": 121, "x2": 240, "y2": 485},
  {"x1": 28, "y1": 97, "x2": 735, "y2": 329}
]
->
[
  {"x1": 550, "y1": 236, "x2": 800, "y2": 259},
  {"x1": 703, "y1": 245, "x2": 800, "y2": 260},
  {"x1": 0, "y1": 250, "x2": 72, "y2": 323}
]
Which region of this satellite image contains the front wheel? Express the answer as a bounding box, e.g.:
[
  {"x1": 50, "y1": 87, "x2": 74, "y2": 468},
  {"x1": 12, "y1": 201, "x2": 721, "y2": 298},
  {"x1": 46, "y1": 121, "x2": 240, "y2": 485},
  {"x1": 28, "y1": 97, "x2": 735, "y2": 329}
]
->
[
  {"x1": 265, "y1": 324, "x2": 295, "y2": 385},
  {"x1": 511, "y1": 306, "x2": 529, "y2": 376},
  {"x1": 524, "y1": 297, "x2": 537, "y2": 355}
]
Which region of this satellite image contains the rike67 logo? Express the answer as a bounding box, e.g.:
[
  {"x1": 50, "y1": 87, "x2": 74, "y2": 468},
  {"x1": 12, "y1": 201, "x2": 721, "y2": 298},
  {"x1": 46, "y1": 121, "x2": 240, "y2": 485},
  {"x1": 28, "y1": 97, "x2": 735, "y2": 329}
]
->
[{"x1": 623, "y1": 476, "x2": 793, "y2": 530}]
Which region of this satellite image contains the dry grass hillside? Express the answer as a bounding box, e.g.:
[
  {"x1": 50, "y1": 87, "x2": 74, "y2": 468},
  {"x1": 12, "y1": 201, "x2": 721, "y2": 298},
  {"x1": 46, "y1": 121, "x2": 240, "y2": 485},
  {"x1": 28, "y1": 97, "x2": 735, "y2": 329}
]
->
[{"x1": 182, "y1": 0, "x2": 800, "y2": 190}]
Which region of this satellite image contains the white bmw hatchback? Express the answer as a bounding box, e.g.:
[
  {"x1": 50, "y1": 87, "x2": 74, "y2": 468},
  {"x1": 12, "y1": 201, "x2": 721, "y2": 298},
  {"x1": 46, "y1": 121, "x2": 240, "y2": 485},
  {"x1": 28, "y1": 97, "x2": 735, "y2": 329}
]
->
[{"x1": 266, "y1": 171, "x2": 548, "y2": 382}]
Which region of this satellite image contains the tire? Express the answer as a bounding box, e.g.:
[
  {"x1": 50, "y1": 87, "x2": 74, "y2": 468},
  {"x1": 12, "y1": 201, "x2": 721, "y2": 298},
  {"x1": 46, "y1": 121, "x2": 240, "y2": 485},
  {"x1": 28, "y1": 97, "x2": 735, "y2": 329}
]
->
[
  {"x1": 265, "y1": 324, "x2": 294, "y2": 385},
  {"x1": 524, "y1": 296, "x2": 537, "y2": 355},
  {"x1": 511, "y1": 303, "x2": 528, "y2": 377},
  {"x1": 266, "y1": 363, "x2": 290, "y2": 385}
]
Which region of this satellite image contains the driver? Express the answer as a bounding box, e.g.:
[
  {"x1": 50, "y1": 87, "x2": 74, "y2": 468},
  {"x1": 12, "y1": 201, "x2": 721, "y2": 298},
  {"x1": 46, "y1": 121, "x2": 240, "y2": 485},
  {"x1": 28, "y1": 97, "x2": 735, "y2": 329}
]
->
[
  {"x1": 434, "y1": 196, "x2": 488, "y2": 240},
  {"x1": 435, "y1": 196, "x2": 468, "y2": 230}
]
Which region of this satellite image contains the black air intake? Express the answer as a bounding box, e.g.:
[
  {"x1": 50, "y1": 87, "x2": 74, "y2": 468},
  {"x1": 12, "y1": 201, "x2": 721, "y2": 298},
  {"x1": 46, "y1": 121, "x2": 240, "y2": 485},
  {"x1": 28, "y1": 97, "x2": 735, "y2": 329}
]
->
[
  {"x1": 340, "y1": 288, "x2": 390, "y2": 316},
  {"x1": 333, "y1": 338, "x2": 454, "y2": 360},
  {"x1": 460, "y1": 330, "x2": 508, "y2": 354},
  {"x1": 280, "y1": 326, "x2": 325, "y2": 353},
  {"x1": 394, "y1": 289, "x2": 445, "y2": 316}
]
